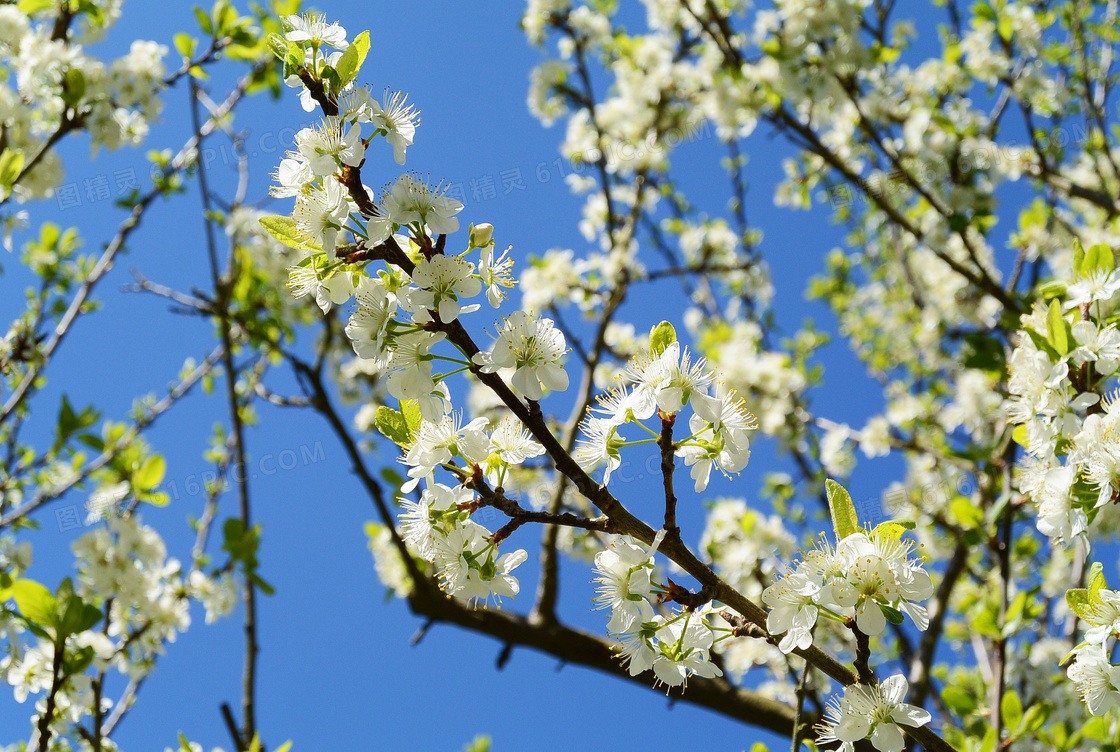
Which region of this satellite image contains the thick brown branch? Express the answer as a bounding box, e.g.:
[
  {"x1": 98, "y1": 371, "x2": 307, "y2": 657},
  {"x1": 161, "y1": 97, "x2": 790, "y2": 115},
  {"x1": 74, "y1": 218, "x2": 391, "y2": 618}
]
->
[{"x1": 408, "y1": 588, "x2": 800, "y2": 736}]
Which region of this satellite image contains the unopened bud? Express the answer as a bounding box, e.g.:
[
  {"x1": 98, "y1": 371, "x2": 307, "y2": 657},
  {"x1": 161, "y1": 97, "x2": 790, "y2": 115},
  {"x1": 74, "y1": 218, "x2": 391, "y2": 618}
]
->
[{"x1": 470, "y1": 222, "x2": 494, "y2": 248}]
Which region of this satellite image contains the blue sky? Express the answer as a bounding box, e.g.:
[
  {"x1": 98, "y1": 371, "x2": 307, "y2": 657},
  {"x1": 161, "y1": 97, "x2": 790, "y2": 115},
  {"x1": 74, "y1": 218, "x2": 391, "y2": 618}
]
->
[{"x1": 0, "y1": 1, "x2": 1012, "y2": 750}]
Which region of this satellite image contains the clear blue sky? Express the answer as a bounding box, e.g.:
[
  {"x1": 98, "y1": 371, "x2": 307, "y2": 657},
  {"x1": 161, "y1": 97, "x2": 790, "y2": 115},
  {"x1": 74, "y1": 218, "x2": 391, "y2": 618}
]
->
[{"x1": 1, "y1": 1, "x2": 1009, "y2": 750}]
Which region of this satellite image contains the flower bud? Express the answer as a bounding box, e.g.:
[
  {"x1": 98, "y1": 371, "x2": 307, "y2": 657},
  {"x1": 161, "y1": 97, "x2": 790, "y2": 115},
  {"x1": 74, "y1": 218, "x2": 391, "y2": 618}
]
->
[{"x1": 470, "y1": 222, "x2": 494, "y2": 248}]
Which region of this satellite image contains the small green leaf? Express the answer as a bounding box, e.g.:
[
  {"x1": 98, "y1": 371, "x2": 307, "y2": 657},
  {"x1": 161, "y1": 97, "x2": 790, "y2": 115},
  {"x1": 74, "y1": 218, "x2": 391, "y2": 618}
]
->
[
  {"x1": 65, "y1": 645, "x2": 95, "y2": 674},
  {"x1": 58, "y1": 594, "x2": 102, "y2": 637},
  {"x1": 400, "y1": 400, "x2": 422, "y2": 436},
  {"x1": 374, "y1": 407, "x2": 411, "y2": 447},
  {"x1": 649, "y1": 321, "x2": 677, "y2": 356},
  {"x1": 950, "y1": 496, "x2": 984, "y2": 530},
  {"x1": 941, "y1": 686, "x2": 977, "y2": 716},
  {"x1": 140, "y1": 490, "x2": 171, "y2": 507},
  {"x1": 133, "y1": 455, "x2": 166, "y2": 491},
  {"x1": 249, "y1": 571, "x2": 275, "y2": 596},
  {"x1": 979, "y1": 726, "x2": 997, "y2": 752},
  {"x1": 1046, "y1": 299, "x2": 1069, "y2": 356},
  {"x1": 1088, "y1": 561, "x2": 1108, "y2": 602},
  {"x1": 1066, "y1": 588, "x2": 1092, "y2": 619},
  {"x1": 1024, "y1": 326, "x2": 1060, "y2": 362},
  {"x1": 1001, "y1": 691, "x2": 1023, "y2": 732},
  {"x1": 1082, "y1": 243, "x2": 1115, "y2": 277},
  {"x1": 0, "y1": 149, "x2": 24, "y2": 192},
  {"x1": 825, "y1": 479, "x2": 858, "y2": 540},
  {"x1": 462, "y1": 736, "x2": 491, "y2": 752},
  {"x1": 194, "y1": 4, "x2": 213, "y2": 34},
  {"x1": 266, "y1": 32, "x2": 289, "y2": 60},
  {"x1": 16, "y1": 0, "x2": 54, "y2": 13},
  {"x1": 1019, "y1": 703, "x2": 1049, "y2": 733},
  {"x1": 333, "y1": 30, "x2": 370, "y2": 87},
  {"x1": 871, "y1": 519, "x2": 916, "y2": 542},
  {"x1": 1082, "y1": 714, "x2": 1110, "y2": 741},
  {"x1": 878, "y1": 602, "x2": 905, "y2": 625},
  {"x1": 960, "y1": 332, "x2": 1005, "y2": 372},
  {"x1": 174, "y1": 32, "x2": 197, "y2": 60},
  {"x1": 12, "y1": 580, "x2": 59, "y2": 629},
  {"x1": 1036, "y1": 280, "x2": 1067, "y2": 300},
  {"x1": 258, "y1": 215, "x2": 322, "y2": 252}
]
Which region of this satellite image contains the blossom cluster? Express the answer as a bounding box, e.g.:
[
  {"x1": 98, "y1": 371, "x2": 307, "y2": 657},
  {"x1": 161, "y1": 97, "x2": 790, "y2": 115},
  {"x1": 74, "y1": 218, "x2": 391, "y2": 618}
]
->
[
  {"x1": 1, "y1": 518, "x2": 237, "y2": 738},
  {"x1": 591, "y1": 531, "x2": 724, "y2": 688},
  {"x1": 816, "y1": 675, "x2": 932, "y2": 752},
  {"x1": 266, "y1": 13, "x2": 583, "y2": 607},
  {"x1": 0, "y1": 3, "x2": 168, "y2": 203},
  {"x1": 1006, "y1": 249, "x2": 1120, "y2": 547},
  {"x1": 1066, "y1": 568, "x2": 1120, "y2": 715},
  {"x1": 400, "y1": 481, "x2": 528, "y2": 605},
  {"x1": 762, "y1": 526, "x2": 933, "y2": 653},
  {"x1": 392, "y1": 410, "x2": 553, "y2": 605},
  {"x1": 575, "y1": 339, "x2": 755, "y2": 492}
]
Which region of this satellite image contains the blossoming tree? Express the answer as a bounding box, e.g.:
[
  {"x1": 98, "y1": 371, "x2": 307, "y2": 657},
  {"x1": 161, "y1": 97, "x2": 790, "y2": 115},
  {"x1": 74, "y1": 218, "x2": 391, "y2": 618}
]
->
[{"x1": 4, "y1": 1, "x2": 1120, "y2": 751}]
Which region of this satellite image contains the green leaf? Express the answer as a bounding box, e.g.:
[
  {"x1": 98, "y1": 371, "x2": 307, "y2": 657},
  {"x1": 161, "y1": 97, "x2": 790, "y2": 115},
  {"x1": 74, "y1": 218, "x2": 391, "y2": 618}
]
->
[
  {"x1": 1082, "y1": 714, "x2": 1110, "y2": 741},
  {"x1": 333, "y1": 30, "x2": 370, "y2": 88},
  {"x1": 1024, "y1": 326, "x2": 1060, "y2": 362},
  {"x1": 941, "y1": 686, "x2": 977, "y2": 716},
  {"x1": 1019, "y1": 703, "x2": 1049, "y2": 733},
  {"x1": 140, "y1": 490, "x2": 171, "y2": 507},
  {"x1": 12, "y1": 580, "x2": 59, "y2": 629},
  {"x1": 1073, "y1": 238, "x2": 1086, "y2": 273},
  {"x1": 1036, "y1": 280, "x2": 1067, "y2": 300},
  {"x1": 649, "y1": 320, "x2": 677, "y2": 356},
  {"x1": 825, "y1": 479, "x2": 858, "y2": 540},
  {"x1": 194, "y1": 4, "x2": 213, "y2": 34},
  {"x1": 979, "y1": 726, "x2": 997, "y2": 752},
  {"x1": 249, "y1": 571, "x2": 275, "y2": 596},
  {"x1": 1088, "y1": 561, "x2": 1108, "y2": 602},
  {"x1": 400, "y1": 400, "x2": 422, "y2": 436},
  {"x1": 65, "y1": 645, "x2": 95, "y2": 675},
  {"x1": 878, "y1": 602, "x2": 905, "y2": 625},
  {"x1": 0, "y1": 149, "x2": 24, "y2": 193},
  {"x1": 1046, "y1": 299, "x2": 1069, "y2": 356},
  {"x1": 462, "y1": 736, "x2": 491, "y2": 752},
  {"x1": 871, "y1": 519, "x2": 915, "y2": 542},
  {"x1": 58, "y1": 594, "x2": 102, "y2": 637},
  {"x1": 266, "y1": 32, "x2": 289, "y2": 60},
  {"x1": 133, "y1": 455, "x2": 166, "y2": 491},
  {"x1": 1001, "y1": 690, "x2": 1023, "y2": 732},
  {"x1": 960, "y1": 332, "x2": 1005, "y2": 372},
  {"x1": 174, "y1": 32, "x2": 197, "y2": 59},
  {"x1": 1066, "y1": 588, "x2": 1092, "y2": 619},
  {"x1": 258, "y1": 215, "x2": 322, "y2": 252},
  {"x1": 374, "y1": 406, "x2": 411, "y2": 447},
  {"x1": 997, "y1": 13, "x2": 1013, "y2": 41},
  {"x1": 17, "y1": 0, "x2": 54, "y2": 13},
  {"x1": 1082, "y1": 243, "x2": 1115, "y2": 277},
  {"x1": 950, "y1": 496, "x2": 984, "y2": 530}
]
